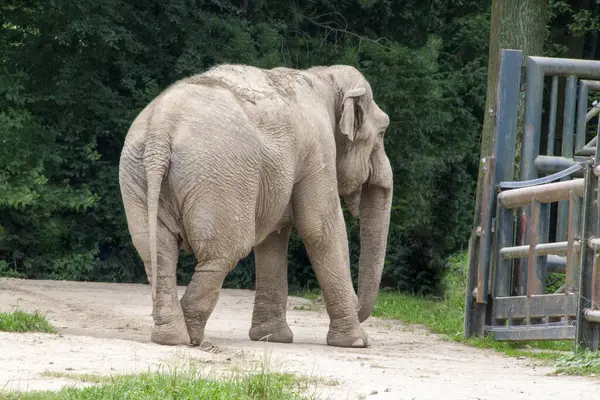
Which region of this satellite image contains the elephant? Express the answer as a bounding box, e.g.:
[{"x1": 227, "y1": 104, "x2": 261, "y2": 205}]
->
[{"x1": 118, "y1": 63, "x2": 393, "y2": 348}]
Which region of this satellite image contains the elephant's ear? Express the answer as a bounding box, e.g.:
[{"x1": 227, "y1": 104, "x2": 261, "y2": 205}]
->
[{"x1": 339, "y1": 87, "x2": 366, "y2": 141}]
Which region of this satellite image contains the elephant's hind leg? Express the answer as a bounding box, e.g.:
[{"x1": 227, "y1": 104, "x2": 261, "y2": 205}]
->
[
  {"x1": 129, "y1": 218, "x2": 189, "y2": 346},
  {"x1": 147, "y1": 229, "x2": 190, "y2": 346},
  {"x1": 180, "y1": 256, "x2": 241, "y2": 346},
  {"x1": 249, "y1": 225, "x2": 294, "y2": 343}
]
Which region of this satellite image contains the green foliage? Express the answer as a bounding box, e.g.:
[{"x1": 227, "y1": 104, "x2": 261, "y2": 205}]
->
[
  {"x1": 0, "y1": 0, "x2": 490, "y2": 294},
  {"x1": 0, "y1": 309, "x2": 56, "y2": 333},
  {"x1": 555, "y1": 350, "x2": 600, "y2": 376}
]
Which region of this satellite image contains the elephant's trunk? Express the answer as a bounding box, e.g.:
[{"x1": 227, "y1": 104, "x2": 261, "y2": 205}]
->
[{"x1": 357, "y1": 161, "x2": 392, "y2": 323}]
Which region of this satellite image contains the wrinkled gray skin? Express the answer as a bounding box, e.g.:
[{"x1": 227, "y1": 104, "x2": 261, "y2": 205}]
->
[{"x1": 118, "y1": 64, "x2": 393, "y2": 348}]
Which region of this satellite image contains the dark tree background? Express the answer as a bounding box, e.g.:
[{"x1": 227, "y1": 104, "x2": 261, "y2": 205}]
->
[{"x1": 0, "y1": 0, "x2": 596, "y2": 295}]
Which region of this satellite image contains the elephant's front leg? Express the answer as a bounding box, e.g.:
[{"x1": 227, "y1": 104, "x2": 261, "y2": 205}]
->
[
  {"x1": 249, "y1": 225, "x2": 294, "y2": 343},
  {"x1": 293, "y1": 173, "x2": 369, "y2": 348}
]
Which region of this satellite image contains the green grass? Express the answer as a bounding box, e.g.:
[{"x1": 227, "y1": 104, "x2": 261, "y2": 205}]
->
[
  {"x1": 40, "y1": 371, "x2": 111, "y2": 384},
  {"x1": 553, "y1": 350, "x2": 600, "y2": 376},
  {"x1": 0, "y1": 310, "x2": 56, "y2": 334},
  {"x1": 0, "y1": 360, "x2": 318, "y2": 400}
]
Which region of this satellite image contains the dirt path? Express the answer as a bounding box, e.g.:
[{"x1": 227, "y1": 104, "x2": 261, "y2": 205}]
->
[{"x1": 0, "y1": 278, "x2": 599, "y2": 399}]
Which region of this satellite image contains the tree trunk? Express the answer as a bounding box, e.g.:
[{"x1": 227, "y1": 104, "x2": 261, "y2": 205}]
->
[
  {"x1": 476, "y1": 0, "x2": 547, "y2": 188},
  {"x1": 465, "y1": 0, "x2": 548, "y2": 338}
]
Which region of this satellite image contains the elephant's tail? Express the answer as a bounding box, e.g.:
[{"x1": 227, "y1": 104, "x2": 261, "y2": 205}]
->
[{"x1": 143, "y1": 112, "x2": 172, "y2": 303}]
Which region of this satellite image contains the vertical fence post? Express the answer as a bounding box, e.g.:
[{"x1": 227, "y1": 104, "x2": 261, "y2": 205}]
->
[
  {"x1": 527, "y1": 199, "x2": 545, "y2": 299},
  {"x1": 576, "y1": 161, "x2": 600, "y2": 351},
  {"x1": 493, "y1": 203, "x2": 514, "y2": 298},
  {"x1": 477, "y1": 157, "x2": 496, "y2": 304},
  {"x1": 557, "y1": 76, "x2": 579, "y2": 243},
  {"x1": 517, "y1": 57, "x2": 544, "y2": 296},
  {"x1": 575, "y1": 80, "x2": 589, "y2": 153},
  {"x1": 464, "y1": 49, "x2": 523, "y2": 338},
  {"x1": 565, "y1": 190, "x2": 582, "y2": 294},
  {"x1": 547, "y1": 76, "x2": 559, "y2": 156}
]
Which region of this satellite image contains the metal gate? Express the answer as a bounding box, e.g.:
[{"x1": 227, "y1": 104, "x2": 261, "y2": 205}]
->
[{"x1": 464, "y1": 49, "x2": 600, "y2": 350}]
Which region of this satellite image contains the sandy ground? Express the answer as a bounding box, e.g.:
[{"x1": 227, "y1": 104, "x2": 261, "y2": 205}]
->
[{"x1": 0, "y1": 278, "x2": 599, "y2": 399}]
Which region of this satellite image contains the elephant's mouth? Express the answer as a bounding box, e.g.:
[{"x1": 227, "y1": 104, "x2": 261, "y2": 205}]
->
[{"x1": 342, "y1": 188, "x2": 362, "y2": 217}]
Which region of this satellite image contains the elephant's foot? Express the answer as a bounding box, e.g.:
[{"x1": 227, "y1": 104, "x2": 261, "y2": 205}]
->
[
  {"x1": 249, "y1": 322, "x2": 293, "y2": 343},
  {"x1": 151, "y1": 317, "x2": 190, "y2": 346},
  {"x1": 183, "y1": 318, "x2": 207, "y2": 346},
  {"x1": 326, "y1": 318, "x2": 370, "y2": 348}
]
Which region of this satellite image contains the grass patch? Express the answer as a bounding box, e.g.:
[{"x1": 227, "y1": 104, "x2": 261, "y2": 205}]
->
[
  {"x1": 0, "y1": 310, "x2": 56, "y2": 334},
  {"x1": 554, "y1": 350, "x2": 600, "y2": 376},
  {"x1": 40, "y1": 371, "x2": 111, "y2": 384},
  {"x1": 2, "y1": 353, "x2": 323, "y2": 400}
]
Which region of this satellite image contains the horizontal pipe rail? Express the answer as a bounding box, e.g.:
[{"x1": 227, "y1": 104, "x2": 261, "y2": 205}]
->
[
  {"x1": 498, "y1": 179, "x2": 584, "y2": 209},
  {"x1": 534, "y1": 156, "x2": 585, "y2": 177},
  {"x1": 534, "y1": 155, "x2": 577, "y2": 172},
  {"x1": 576, "y1": 146, "x2": 596, "y2": 156},
  {"x1": 583, "y1": 309, "x2": 600, "y2": 323},
  {"x1": 500, "y1": 241, "x2": 580, "y2": 259},
  {"x1": 530, "y1": 55, "x2": 600, "y2": 78},
  {"x1": 499, "y1": 163, "x2": 583, "y2": 190},
  {"x1": 588, "y1": 238, "x2": 600, "y2": 251},
  {"x1": 586, "y1": 105, "x2": 600, "y2": 122}
]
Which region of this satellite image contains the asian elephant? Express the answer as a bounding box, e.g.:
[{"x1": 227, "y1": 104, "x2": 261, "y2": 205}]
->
[{"x1": 118, "y1": 64, "x2": 393, "y2": 348}]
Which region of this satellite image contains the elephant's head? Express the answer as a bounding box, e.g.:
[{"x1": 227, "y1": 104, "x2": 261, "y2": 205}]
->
[{"x1": 319, "y1": 66, "x2": 393, "y2": 323}]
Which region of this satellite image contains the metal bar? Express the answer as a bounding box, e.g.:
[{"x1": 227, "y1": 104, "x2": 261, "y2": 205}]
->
[
  {"x1": 527, "y1": 199, "x2": 544, "y2": 297},
  {"x1": 588, "y1": 237, "x2": 600, "y2": 251},
  {"x1": 547, "y1": 255, "x2": 567, "y2": 274},
  {"x1": 547, "y1": 76, "x2": 559, "y2": 155},
  {"x1": 464, "y1": 226, "x2": 481, "y2": 338},
  {"x1": 557, "y1": 76, "x2": 578, "y2": 243},
  {"x1": 490, "y1": 325, "x2": 575, "y2": 341},
  {"x1": 493, "y1": 49, "x2": 522, "y2": 187},
  {"x1": 539, "y1": 202, "x2": 550, "y2": 294},
  {"x1": 586, "y1": 106, "x2": 600, "y2": 123},
  {"x1": 516, "y1": 55, "x2": 544, "y2": 299},
  {"x1": 580, "y1": 79, "x2": 600, "y2": 90},
  {"x1": 520, "y1": 58, "x2": 544, "y2": 183},
  {"x1": 500, "y1": 241, "x2": 576, "y2": 259},
  {"x1": 592, "y1": 253, "x2": 599, "y2": 309},
  {"x1": 516, "y1": 211, "x2": 528, "y2": 296},
  {"x1": 493, "y1": 203, "x2": 514, "y2": 298},
  {"x1": 530, "y1": 55, "x2": 600, "y2": 78},
  {"x1": 585, "y1": 135, "x2": 597, "y2": 148},
  {"x1": 500, "y1": 162, "x2": 583, "y2": 190},
  {"x1": 498, "y1": 178, "x2": 584, "y2": 209},
  {"x1": 577, "y1": 146, "x2": 597, "y2": 156},
  {"x1": 490, "y1": 48, "x2": 523, "y2": 307},
  {"x1": 476, "y1": 156, "x2": 495, "y2": 304},
  {"x1": 529, "y1": 156, "x2": 583, "y2": 176},
  {"x1": 534, "y1": 155, "x2": 578, "y2": 175},
  {"x1": 576, "y1": 163, "x2": 599, "y2": 351},
  {"x1": 562, "y1": 75, "x2": 578, "y2": 157},
  {"x1": 493, "y1": 294, "x2": 578, "y2": 319},
  {"x1": 576, "y1": 78, "x2": 590, "y2": 152},
  {"x1": 583, "y1": 308, "x2": 600, "y2": 323},
  {"x1": 596, "y1": 120, "x2": 600, "y2": 164},
  {"x1": 566, "y1": 190, "x2": 582, "y2": 294}
]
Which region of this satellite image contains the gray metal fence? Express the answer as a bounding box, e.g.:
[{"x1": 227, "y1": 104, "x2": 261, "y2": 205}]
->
[{"x1": 464, "y1": 49, "x2": 600, "y2": 351}]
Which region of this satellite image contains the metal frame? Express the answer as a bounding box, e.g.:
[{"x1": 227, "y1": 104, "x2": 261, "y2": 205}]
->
[{"x1": 464, "y1": 49, "x2": 600, "y2": 351}]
